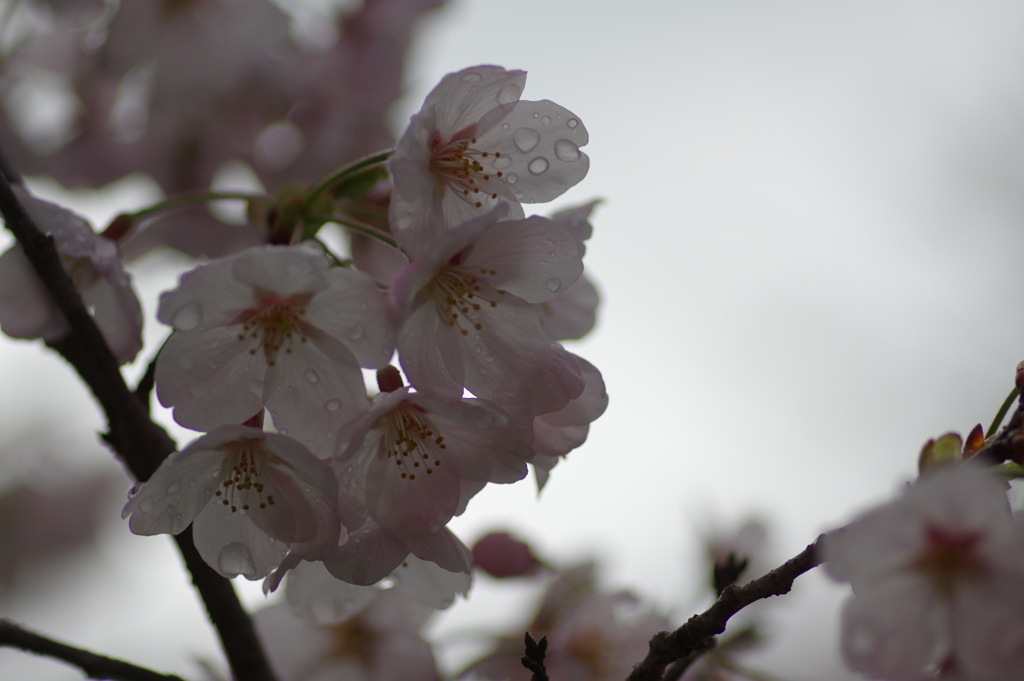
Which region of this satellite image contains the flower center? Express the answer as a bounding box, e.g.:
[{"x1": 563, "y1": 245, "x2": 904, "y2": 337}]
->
[
  {"x1": 909, "y1": 525, "x2": 988, "y2": 596},
  {"x1": 430, "y1": 134, "x2": 503, "y2": 208},
  {"x1": 430, "y1": 265, "x2": 504, "y2": 337},
  {"x1": 380, "y1": 403, "x2": 446, "y2": 481},
  {"x1": 215, "y1": 438, "x2": 277, "y2": 512},
  {"x1": 231, "y1": 291, "x2": 312, "y2": 366}
]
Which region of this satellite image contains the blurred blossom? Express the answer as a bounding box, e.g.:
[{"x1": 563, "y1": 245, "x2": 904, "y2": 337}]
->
[{"x1": 471, "y1": 530, "x2": 543, "y2": 579}]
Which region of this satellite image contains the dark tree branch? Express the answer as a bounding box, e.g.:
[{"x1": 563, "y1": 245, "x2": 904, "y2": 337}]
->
[
  {"x1": 628, "y1": 536, "x2": 823, "y2": 681},
  {"x1": 0, "y1": 618, "x2": 185, "y2": 681},
  {"x1": 521, "y1": 632, "x2": 549, "y2": 681},
  {"x1": 0, "y1": 169, "x2": 277, "y2": 681}
]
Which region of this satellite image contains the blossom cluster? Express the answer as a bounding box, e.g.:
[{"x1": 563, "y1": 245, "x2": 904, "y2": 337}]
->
[{"x1": 115, "y1": 65, "x2": 607, "y2": 610}]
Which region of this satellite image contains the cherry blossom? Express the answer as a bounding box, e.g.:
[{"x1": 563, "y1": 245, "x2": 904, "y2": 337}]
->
[
  {"x1": 154, "y1": 243, "x2": 393, "y2": 455},
  {"x1": 823, "y1": 463, "x2": 1024, "y2": 681},
  {"x1": 255, "y1": 588, "x2": 441, "y2": 681},
  {"x1": 0, "y1": 186, "x2": 143, "y2": 364},
  {"x1": 389, "y1": 65, "x2": 590, "y2": 257},
  {"x1": 122, "y1": 426, "x2": 341, "y2": 580},
  {"x1": 333, "y1": 373, "x2": 533, "y2": 549},
  {"x1": 391, "y1": 207, "x2": 584, "y2": 423}
]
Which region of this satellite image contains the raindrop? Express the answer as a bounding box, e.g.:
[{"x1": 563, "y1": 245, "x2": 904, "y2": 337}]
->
[
  {"x1": 546, "y1": 278, "x2": 561, "y2": 292},
  {"x1": 567, "y1": 118, "x2": 579, "y2": 129},
  {"x1": 501, "y1": 123, "x2": 510, "y2": 130},
  {"x1": 326, "y1": 399, "x2": 341, "y2": 412},
  {"x1": 279, "y1": 428, "x2": 289, "y2": 435},
  {"x1": 506, "y1": 173, "x2": 518, "y2": 185},
  {"x1": 512, "y1": 128, "x2": 540, "y2": 153},
  {"x1": 479, "y1": 367, "x2": 488, "y2": 375},
  {"x1": 485, "y1": 354, "x2": 496, "y2": 363},
  {"x1": 218, "y1": 543, "x2": 255, "y2": 577},
  {"x1": 532, "y1": 112, "x2": 540, "y2": 119},
  {"x1": 528, "y1": 157, "x2": 549, "y2": 174},
  {"x1": 461, "y1": 72, "x2": 482, "y2": 82},
  {"x1": 305, "y1": 369, "x2": 319, "y2": 384},
  {"x1": 189, "y1": 480, "x2": 197, "y2": 487},
  {"x1": 497, "y1": 83, "x2": 521, "y2": 104},
  {"x1": 348, "y1": 324, "x2": 364, "y2": 340},
  {"x1": 167, "y1": 481, "x2": 181, "y2": 494},
  {"x1": 514, "y1": 191, "x2": 525, "y2": 200},
  {"x1": 211, "y1": 470, "x2": 221, "y2": 478},
  {"x1": 172, "y1": 301, "x2": 202, "y2": 331},
  {"x1": 554, "y1": 139, "x2": 581, "y2": 162},
  {"x1": 493, "y1": 156, "x2": 512, "y2": 169},
  {"x1": 502, "y1": 389, "x2": 517, "y2": 397},
  {"x1": 474, "y1": 345, "x2": 482, "y2": 354},
  {"x1": 541, "y1": 116, "x2": 551, "y2": 125},
  {"x1": 139, "y1": 498, "x2": 154, "y2": 512}
]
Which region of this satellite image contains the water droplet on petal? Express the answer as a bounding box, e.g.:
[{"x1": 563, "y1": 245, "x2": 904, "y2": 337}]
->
[
  {"x1": 189, "y1": 480, "x2": 197, "y2": 487},
  {"x1": 506, "y1": 173, "x2": 518, "y2": 185},
  {"x1": 485, "y1": 354, "x2": 496, "y2": 363},
  {"x1": 502, "y1": 389, "x2": 517, "y2": 397},
  {"x1": 528, "y1": 157, "x2": 549, "y2": 174},
  {"x1": 502, "y1": 122, "x2": 510, "y2": 130},
  {"x1": 474, "y1": 345, "x2": 482, "y2": 354},
  {"x1": 532, "y1": 112, "x2": 540, "y2": 119},
  {"x1": 279, "y1": 428, "x2": 289, "y2": 435},
  {"x1": 541, "y1": 116, "x2": 551, "y2": 125},
  {"x1": 172, "y1": 301, "x2": 202, "y2": 331},
  {"x1": 139, "y1": 498, "x2": 154, "y2": 512},
  {"x1": 513, "y1": 128, "x2": 540, "y2": 153},
  {"x1": 479, "y1": 367, "x2": 487, "y2": 375},
  {"x1": 218, "y1": 543, "x2": 256, "y2": 577},
  {"x1": 546, "y1": 278, "x2": 561, "y2": 292},
  {"x1": 305, "y1": 369, "x2": 319, "y2": 384},
  {"x1": 326, "y1": 399, "x2": 341, "y2": 412},
  {"x1": 461, "y1": 71, "x2": 482, "y2": 82},
  {"x1": 348, "y1": 324, "x2": 364, "y2": 340},
  {"x1": 554, "y1": 139, "x2": 581, "y2": 162},
  {"x1": 497, "y1": 83, "x2": 521, "y2": 104},
  {"x1": 211, "y1": 470, "x2": 221, "y2": 478},
  {"x1": 567, "y1": 118, "x2": 579, "y2": 129},
  {"x1": 167, "y1": 481, "x2": 181, "y2": 494},
  {"x1": 514, "y1": 191, "x2": 525, "y2": 200}
]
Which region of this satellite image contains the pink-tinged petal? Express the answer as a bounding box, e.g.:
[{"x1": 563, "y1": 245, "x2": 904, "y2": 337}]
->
[
  {"x1": 839, "y1": 577, "x2": 941, "y2": 681},
  {"x1": 537, "y1": 353, "x2": 607, "y2": 429},
  {"x1": 406, "y1": 526, "x2": 473, "y2": 575},
  {"x1": 533, "y1": 422, "x2": 589, "y2": 460},
  {"x1": 324, "y1": 520, "x2": 410, "y2": 586},
  {"x1": 550, "y1": 200, "x2": 599, "y2": 258},
  {"x1": 231, "y1": 244, "x2": 330, "y2": 296},
  {"x1": 305, "y1": 267, "x2": 394, "y2": 368},
  {"x1": 350, "y1": 230, "x2": 409, "y2": 287},
  {"x1": 954, "y1": 577, "x2": 1024, "y2": 681},
  {"x1": 193, "y1": 500, "x2": 290, "y2": 580},
  {"x1": 535, "y1": 274, "x2": 599, "y2": 342},
  {"x1": 903, "y1": 463, "x2": 1011, "y2": 530},
  {"x1": 82, "y1": 275, "x2": 143, "y2": 364},
  {"x1": 397, "y1": 301, "x2": 464, "y2": 401},
  {"x1": 465, "y1": 217, "x2": 582, "y2": 303},
  {"x1": 389, "y1": 555, "x2": 471, "y2": 610},
  {"x1": 263, "y1": 328, "x2": 369, "y2": 457},
  {"x1": 122, "y1": 447, "x2": 223, "y2": 536},
  {"x1": 367, "y1": 631, "x2": 440, "y2": 681},
  {"x1": 366, "y1": 447, "x2": 461, "y2": 539},
  {"x1": 262, "y1": 432, "x2": 338, "y2": 501},
  {"x1": 285, "y1": 559, "x2": 376, "y2": 625},
  {"x1": 156, "y1": 256, "x2": 255, "y2": 332},
  {"x1": 0, "y1": 245, "x2": 67, "y2": 341},
  {"x1": 478, "y1": 99, "x2": 590, "y2": 204},
  {"x1": 422, "y1": 66, "x2": 527, "y2": 139},
  {"x1": 156, "y1": 324, "x2": 266, "y2": 431},
  {"x1": 253, "y1": 603, "x2": 334, "y2": 681}
]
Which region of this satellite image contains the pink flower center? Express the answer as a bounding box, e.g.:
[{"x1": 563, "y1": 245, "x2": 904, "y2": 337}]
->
[
  {"x1": 231, "y1": 291, "x2": 312, "y2": 366},
  {"x1": 380, "y1": 403, "x2": 447, "y2": 482},
  {"x1": 214, "y1": 438, "x2": 277, "y2": 513},
  {"x1": 430, "y1": 265, "x2": 505, "y2": 337},
  {"x1": 909, "y1": 525, "x2": 988, "y2": 596},
  {"x1": 430, "y1": 133, "x2": 503, "y2": 208}
]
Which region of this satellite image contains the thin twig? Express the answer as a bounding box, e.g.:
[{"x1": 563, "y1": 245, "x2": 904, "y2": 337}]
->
[
  {"x1": 0, "y1": 618, "x2": 185, "y2": 681},
  {"x1": 521, "y1": 632, "x2": 549, "y2": 681},
  {"x1": 627, "y1": 537, "x2": 823, "y2": 681},
  {"x1": 0, "y1": 171, "x2": 278, "y2": 681}
]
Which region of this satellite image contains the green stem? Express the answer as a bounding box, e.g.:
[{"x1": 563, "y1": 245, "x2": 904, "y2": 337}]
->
[
  {"x1": 306, "y1": 215, "x2": 399, "y2": 249},
  {"x1": 300, "y1": 150, "x2": 392, "y2": 212},
  {"x1": 129, "y1": 191, "x2": 268, "y2": 222},
  {"x1": 987, "y1": 386, "x2": 1019, "y2": 438}
]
